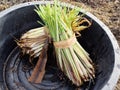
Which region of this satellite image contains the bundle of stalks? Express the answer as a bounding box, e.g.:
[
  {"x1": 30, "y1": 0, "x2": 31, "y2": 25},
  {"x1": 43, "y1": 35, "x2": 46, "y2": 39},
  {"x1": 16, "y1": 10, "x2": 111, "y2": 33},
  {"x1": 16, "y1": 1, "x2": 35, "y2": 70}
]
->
[
  {"x1": 17, "y1": 1, "x2": 95, "y2": 86},
  {"x1": 34, "y1": 1, "x2": 95, "y2": 86},
  {"x1": 17, "y1": 27, "x2": 49, "y2": 63}
]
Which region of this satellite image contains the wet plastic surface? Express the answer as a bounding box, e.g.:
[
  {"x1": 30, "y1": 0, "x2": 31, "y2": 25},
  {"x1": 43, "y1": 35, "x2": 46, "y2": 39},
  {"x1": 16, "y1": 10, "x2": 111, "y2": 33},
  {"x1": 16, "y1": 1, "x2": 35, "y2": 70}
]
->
[{"x1": 0, "y1": 3, "x2": 115, "y2": 90}]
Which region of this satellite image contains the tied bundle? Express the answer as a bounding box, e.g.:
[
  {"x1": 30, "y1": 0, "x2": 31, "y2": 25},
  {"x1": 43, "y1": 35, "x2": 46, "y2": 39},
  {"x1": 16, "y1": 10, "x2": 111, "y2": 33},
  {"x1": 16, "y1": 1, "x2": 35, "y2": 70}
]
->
[{"x1": 17, "y1": 1, "x2": 95, "y2": 86}]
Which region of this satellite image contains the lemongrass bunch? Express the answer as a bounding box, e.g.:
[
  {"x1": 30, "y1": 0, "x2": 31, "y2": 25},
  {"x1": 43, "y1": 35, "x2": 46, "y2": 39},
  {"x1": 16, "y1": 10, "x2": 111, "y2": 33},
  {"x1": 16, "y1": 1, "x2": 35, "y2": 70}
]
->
[
  {"x1": 35, "y1": 1, "x2": 95, "y2": 86},
  {"x1": 17, "y1": 27, "x2": 48, "y2": 63}
]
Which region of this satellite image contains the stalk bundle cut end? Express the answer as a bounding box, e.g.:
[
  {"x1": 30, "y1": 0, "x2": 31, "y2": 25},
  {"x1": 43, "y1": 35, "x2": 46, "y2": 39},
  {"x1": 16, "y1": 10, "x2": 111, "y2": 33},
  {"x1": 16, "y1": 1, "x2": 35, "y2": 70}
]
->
[{"x1": 17, "y1": 27, "x2": 49, "y2": 63}]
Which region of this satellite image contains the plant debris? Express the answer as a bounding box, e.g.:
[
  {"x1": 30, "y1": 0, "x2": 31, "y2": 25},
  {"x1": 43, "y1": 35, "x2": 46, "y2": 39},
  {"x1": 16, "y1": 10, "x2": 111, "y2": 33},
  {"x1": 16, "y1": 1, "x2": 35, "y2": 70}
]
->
[
  {"x1": 17, "y1": 27, "x2": 49, "y2": 64},
  {"x1": 28, "y1": 42, "x2": 48, "y2": 83}
]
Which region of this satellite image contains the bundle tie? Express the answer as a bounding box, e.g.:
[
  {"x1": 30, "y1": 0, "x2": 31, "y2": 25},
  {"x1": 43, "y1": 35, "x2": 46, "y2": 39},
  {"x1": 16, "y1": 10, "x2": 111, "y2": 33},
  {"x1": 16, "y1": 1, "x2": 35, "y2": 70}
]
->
[{"x1": 54, "y1": 34, "x2": 76, "y2": 48}]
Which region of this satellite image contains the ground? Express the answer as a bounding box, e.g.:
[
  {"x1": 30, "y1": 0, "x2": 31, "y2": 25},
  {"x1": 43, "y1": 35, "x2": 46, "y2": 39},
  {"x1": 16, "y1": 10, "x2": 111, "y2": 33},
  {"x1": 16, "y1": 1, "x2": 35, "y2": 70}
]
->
[{"x1": 0, "y1": 0, "x2": 120, "y2": 89}]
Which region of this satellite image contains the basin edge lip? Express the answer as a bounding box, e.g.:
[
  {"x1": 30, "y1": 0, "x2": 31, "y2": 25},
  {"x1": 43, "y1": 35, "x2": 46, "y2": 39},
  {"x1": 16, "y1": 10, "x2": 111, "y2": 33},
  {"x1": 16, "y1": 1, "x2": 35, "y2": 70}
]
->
[{"x1": 0, "y1": 1, "x2": 120, "y2": 90}]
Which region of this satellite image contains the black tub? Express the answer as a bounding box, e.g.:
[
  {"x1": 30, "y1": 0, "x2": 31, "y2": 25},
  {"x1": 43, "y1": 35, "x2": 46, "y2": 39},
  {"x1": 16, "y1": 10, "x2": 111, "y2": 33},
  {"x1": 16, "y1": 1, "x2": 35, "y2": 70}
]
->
[{"x1": 0, "y1": 1, "x2": 120, "y2": 90}]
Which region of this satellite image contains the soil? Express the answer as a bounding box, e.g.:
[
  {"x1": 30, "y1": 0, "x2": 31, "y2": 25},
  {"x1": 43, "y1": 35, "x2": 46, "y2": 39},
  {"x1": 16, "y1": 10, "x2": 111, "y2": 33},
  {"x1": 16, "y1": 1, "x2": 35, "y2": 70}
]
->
[{"x1": 0, "y1": 0, "x2": 120, "y2": 90}]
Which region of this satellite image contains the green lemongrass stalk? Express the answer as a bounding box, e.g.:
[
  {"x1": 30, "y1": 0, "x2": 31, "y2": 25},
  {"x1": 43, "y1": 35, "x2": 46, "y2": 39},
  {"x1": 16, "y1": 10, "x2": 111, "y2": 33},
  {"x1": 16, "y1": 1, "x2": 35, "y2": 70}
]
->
[{"x1": 35, "y1": 1, "x2": 95, "y2": 86}]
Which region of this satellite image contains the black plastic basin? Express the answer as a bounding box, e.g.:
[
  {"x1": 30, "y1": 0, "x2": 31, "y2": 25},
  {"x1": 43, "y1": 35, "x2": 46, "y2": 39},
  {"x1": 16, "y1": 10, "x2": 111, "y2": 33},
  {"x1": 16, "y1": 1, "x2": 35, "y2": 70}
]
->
[{"x1": 0, "y1": 1, "x2": 120, "y2": 90}]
